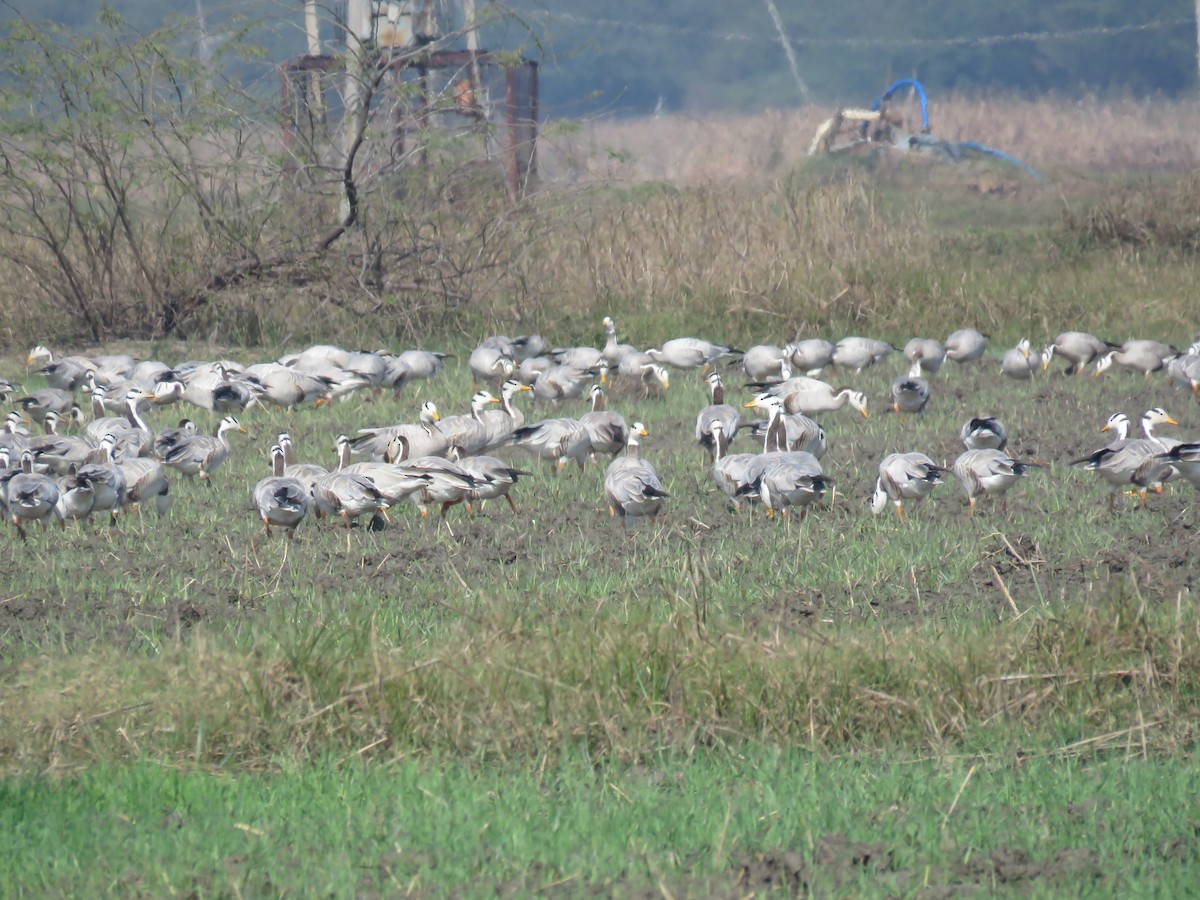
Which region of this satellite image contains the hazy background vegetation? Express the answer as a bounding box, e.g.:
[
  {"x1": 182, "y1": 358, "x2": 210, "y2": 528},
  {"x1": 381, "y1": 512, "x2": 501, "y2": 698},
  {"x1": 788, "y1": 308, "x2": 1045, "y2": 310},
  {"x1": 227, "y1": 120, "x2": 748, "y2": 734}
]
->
[{"x1": 2, "y1": 0, "x2": 1195, "y2": 114}]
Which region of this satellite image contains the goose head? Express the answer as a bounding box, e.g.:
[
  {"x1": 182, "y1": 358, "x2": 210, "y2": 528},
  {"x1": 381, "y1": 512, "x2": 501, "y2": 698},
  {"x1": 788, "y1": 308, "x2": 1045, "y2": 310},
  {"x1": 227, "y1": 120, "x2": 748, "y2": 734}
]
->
[
  {"x1": 1141, "y1": 408, "x2": 1179, "y2": 438},
  {"x1": 648, "y1": 364, "x2": 669, "y2": 390},
  {"x1": 1093, "y1": 352, "x2": 1115, "y2": 376},
  {"x1": 26, "y1": 345, "x2": 52, "y2": 367},
  {"x1": 383, "y1": 434, "x2": 410, "y2": 464},
  {"x1": 845, "y1": 390, "x2": 870, "y2": 418},
  {"x1": 500, "y1": 378, "x2": 531, "y2": 401},
  {"x1": 1040, "y1": 345, "x2": 1056, "y2": 370},
  {"x1": 418, "y1": 401, "x2": 441, "y2": 427},
  {"x1": 470, "y1": 390, "x2": 500, "y2": 416},
  {"x1": 217, "y1": 415, "x2": 248, "y2": 438},
  {"x1": 1016, "y1": 338, "x2": 1031, "y2": 358},
  {"x1": 869, "y1": 478, "x2": 889, "y2": 516}
]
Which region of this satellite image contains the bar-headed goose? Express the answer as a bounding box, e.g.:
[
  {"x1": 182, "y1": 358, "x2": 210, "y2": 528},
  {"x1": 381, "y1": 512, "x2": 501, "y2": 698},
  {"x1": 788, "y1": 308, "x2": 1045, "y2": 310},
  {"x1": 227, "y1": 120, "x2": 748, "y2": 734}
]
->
[
  {"x1": 1093, "y1": 340, "x2": 1178, "y2": 379},
  {"x1": 458, "y1": 456, "x2": 533, "y2": 513},
  {"x1": 580, "y1": 385, "x2": 629, "y2": 459},
  {"x1": 871, "y1": 453, "x2": 946, "y2": 521},
  {"x1": 1070, "y1": 408, "x2": 1179, "y2": 507},
  {"x1": 944, "y1": 329, "x2": 988, "y2": 366},
  {"x1": 601, "y1": 316, "x2": 637, "y2": 368},
  {"x1": 831, "y1": 336, "x2": 895, "y2": 373},
  {"x1": 6, "y1": 449, "x2": 62, "y2": 538},
  {"x1": 953, "y1": 449, "x2": 1036, "y2": 514},
  {"x1": 744, "y1": 378, "x2": 869, "y2": 418},
  {"x1": 254, "y1": 444, "x2": 311, "y2": 539},
  {"x1": 903, "y1": 338, "x2": 946, "y2": 374},
  {"x1": 647, "y1": 337, "x2": 737, "y2": 373},
  {"x1": 352, "y1": 401, "x2": 447, "y2": 461},
  {"x1": 742, "y1": 345, "x2": 791, "y2": 383},
  {"x1": 1000, "y1": 338, "x2": 1038, "y2": 380},
  {"x1": 468, "y1": 344, "x2": 516, "y2": 390},
  {"x1": 1042, "y1": 332, "x2": 1115, "y2": 375},
  {"x1": 383, "y1": 434, "x2": 478, "y2": 518},
  {"x1": 510, "y1": 417, "x2": 593, "y2": 471},
  {"x1": 604, "y1": 424, "x2": 668, "y2": 527},
  {"x1": 891, "y1": 362, "x2": 930, "y2": 418},
  {"x1": 162, "y1": 416, "x2": 247, "y2": 480},
  {"x1": 696, "y1": 372, "x2": 741, "y2": 459},
  {"x1": 785, "y1": 339, "x2": 836, "y2": 376},
  {"x1": 437, "y1": 391, "x2": 501, "y2": 457},
  {"x1": 960, "y1": 416, "x2": 1008, "y2": 451}
]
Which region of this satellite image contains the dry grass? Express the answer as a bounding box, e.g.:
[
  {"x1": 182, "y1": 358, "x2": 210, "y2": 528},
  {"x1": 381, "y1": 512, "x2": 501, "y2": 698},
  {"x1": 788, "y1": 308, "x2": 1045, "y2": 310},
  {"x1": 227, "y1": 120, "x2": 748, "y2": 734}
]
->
[
  {"x1": 2, "y1": 596, "x2": 1195, "y2": 774},
  {"x1": 540, "y1": 93, "x2": 1200, "y2": 185}
]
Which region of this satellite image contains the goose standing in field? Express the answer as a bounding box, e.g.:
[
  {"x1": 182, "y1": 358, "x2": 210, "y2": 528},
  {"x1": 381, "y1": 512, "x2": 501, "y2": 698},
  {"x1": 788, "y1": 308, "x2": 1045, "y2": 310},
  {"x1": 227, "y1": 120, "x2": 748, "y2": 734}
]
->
[
  {"x1": 5, "y1": 449, "x2": 62, "y2": 538},
  {"x1": 1166, "y1": 349, "x2": 1200, "y2": 395},
  {"x1": 744, "y1": 377, "x2": 869, "y2": 418},
  {"x1": 86, "y1": 389, "x2": 156, "y2": 457},
  {"x1": 531, "y1": 364, "x2": 601, "y2": 403},
  {"x1": 960, "y1": 416, "x2": 1008, "y2": 451},
  {"x1": 162, "y1": 415, "x2": 247, "y2": 481},
  {"x1": 903, "y1": 338, "x2": 946, "y2": 374},
  {"x1": 311, "y1": 469, "x2": 388, "y2": 529},
  {"x1": 785, "y1": 339, "x2": 836, "y2": 376},
  {"x1": 953, "y1": 448, "x2": 1036, "y2": 514},
  {"x1": 604, "y1": 423, "x2": 668, "y2": 527},
  {"x1": 152, "y1": 419, "x2": 198, "y2": 461},
  {"x1": 696, "y1": 371, "x2": 741, "y2": 459},
  {"x1": 1070, "y1": 408, "x2": 1180, "y2": 507},
  {"x1": 244, "y1": 363, "x2": 333, "y2": 411},
  {"x1": 747, "y1": 411, "x2": 827, "y2": 458},
  {"x1": 831, "y1": 336, "x2": 895, "y2": 373},
  {"x1": 1042, "y1": 331, "x2": 1115, "y2": 375},
  {"x1": 735, "y1": 403, "x2": 830, "y2": 519},
  {"x1": 742, "y1": 345, "x2": 791, "y2": 383},
  {"x1": 602, "y1": 316, "x2": 637, "y2": 368},
  {"x1": 1154, "y1": 440, "x2": 1200, "y2": 492},
  {"x1": 580, "y1": 384, "x2": 629, "y2": 460},
  {"x1": 277, "y1": 432, "x2": 328, "y2": 493},
  {"x1": 708, "y1": 419, "x2": 759, "y2": 510},
  {"x1": 437, "y1": 390, "x2": 501, "y2": 457},
  {"x1": 552, "y1": 343, "x2": 606, "y2": 371},
  {"x1": 512, "y1": 334, "x2": 549, "y2": 362},
  {"x1": 478, "y1": 379, "x2": 533, "y2": 451},
  {"x1": 871, "y1": 452, "x2": 947, "y2": 521},
  {"x1": 510, "y1": 416, "x2": 593, "y2": 472},
  {"x1": 254, "y1": 444, "x2": 311, "y2": 539},
  {"x1": 1092, "y1": 340, "x2": 1178, "y2": 379},
  {"x1": 388, "y1": 349, "x2": 448, "y2": 384},
  {"x1": 279, "y1": 343, "x2": 350, "y2": 370},
  {"x1": 646, "y1": 337, "x2": 738, "y2": 374},
  {"x1": 1000, "y1": 338, "x2": 1038, "y2": 380},
  {"x1": 383, "y1": 434, "x2": 479, "y2": 518},
  {"x1": 75, "y1": 446, "x2": 128, "y2": 526},
  {"x1": 614, "y1": 353, "x2": 671, "y2": 398},
  {"x1": 0, "y1": 412, "x2": 30, "y2": 458},
  {"x1": 891, "y1": 362, "x2": 931, "y2": 419},
  {"x1": 26, "y1": 346, "x2": 96, "y2": 392},
  {"x1": 352, "y1": 401, "x2": 448, "y2": 462},
  {"x1": 116, "y1": 456, "x2": 172, "y2": 516},
  {"x1": 459, "y1": 456, "x2": 533, "y2": 513},
  {"x1": 28, "y1": 413, "x2": 99, "y2": 475},
  {"x1": 468, "y1": 344, "x2": 517, "y2": 391},
  {"x1": 55, "y1": 472, "x2": 95, "y2": 523},
  {"x1": 14, "y1": 388, "x2": 77, "y2": 426},
  {"x1": 517, "y1": 355, "x2": 551, "y2": 386},
  {"x1": 944, "y1": 329, "x2": 988, "y2": 366}
]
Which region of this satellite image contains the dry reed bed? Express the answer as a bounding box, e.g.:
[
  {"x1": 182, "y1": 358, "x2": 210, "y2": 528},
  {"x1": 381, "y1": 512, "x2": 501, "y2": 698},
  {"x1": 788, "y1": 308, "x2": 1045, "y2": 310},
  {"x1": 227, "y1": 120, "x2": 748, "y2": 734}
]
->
[{"x1": 540, "y1": 95, "x2": 1200, "y2": 184}]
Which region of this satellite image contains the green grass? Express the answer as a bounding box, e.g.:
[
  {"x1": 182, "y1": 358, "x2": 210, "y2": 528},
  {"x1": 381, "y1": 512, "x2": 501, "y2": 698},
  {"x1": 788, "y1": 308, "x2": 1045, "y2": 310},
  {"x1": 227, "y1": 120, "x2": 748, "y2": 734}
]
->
[
  {"x1": 3, "y1": 751, "x2": 1197, "y2": 897},
  {"x1": 2, "y1": 171, "x2": 1200, "y2": 895}
]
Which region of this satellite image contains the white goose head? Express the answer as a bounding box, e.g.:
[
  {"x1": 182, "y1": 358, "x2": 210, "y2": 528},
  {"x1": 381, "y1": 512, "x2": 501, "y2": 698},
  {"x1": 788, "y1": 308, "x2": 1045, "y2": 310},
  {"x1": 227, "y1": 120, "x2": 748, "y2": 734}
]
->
[
  {"x1": 26, "y1": 345, "x2": 52, "y2": 367},
  {"x1": 1100, "y1": 412, "x2": 1130, "y2": 440},
  {"x1": 869, "y1": 478, "x2": 889, "y2": 516},
  {"x1": 1093, "y1": 352, "x2": 1115, "y2": 376},
  {"x1": 1140, "y1": 408, "x2": 1178, "y2": 439}
]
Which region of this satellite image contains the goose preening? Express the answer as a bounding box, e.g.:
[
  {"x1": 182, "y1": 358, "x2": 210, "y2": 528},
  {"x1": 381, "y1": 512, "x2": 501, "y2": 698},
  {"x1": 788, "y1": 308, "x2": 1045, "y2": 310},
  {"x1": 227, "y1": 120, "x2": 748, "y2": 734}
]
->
[
  {"x1": 944, "y1": 329, "x2": 988, "y2": 366},
  {"x1": 871, "y1": 453, "x2": 947, "y2": 521},
  {"x1": 468, "y1": 344, "x2": 516, "y2": 390},
  {"x1": 891, "y1": 362, "x2": 930, "y2": 419},
  {"x1": 741, "y1": 345, "x2": 791, "y2": 383},
  {"x1": 5, "y1": 449, "x2": 63, "y2": 538},
  {"x1": 903, "y1": 338, "x2": 946, "y2": 374},
  {"x1": 604, "y1": 423, "x2": 668, "y2": 527},
  {"x1": 1042, "y1": 332, "x2": 1114, "y2": 375},
  {"x1": 695, "y1": 372, "x2": 741, "y2": 459},
  {"x1": 831, "y1": 336, "x2": 895, "y2": 373},
  {"x1": 1070, "y1": 408, "x2": 1179, "y2": 507},
  {"x1": 253, "y1": 444, "x2": 311, "y2": 539},
  {"x1": 646, "y1": 337, "x2": 738, "y2": 373},
  {"x1": 744, "y1": 378, "x2": 869, "y2": 418},
  {"x1": 579, "y1": 385, "x2": 629, "y2": 459},
  {"x1": 1000, "y1": 338, "x2": 1038, "y2": 380},
  {"x1": 614, "y1": 353, "x2": 671, "y2": 397},
  {"x1": 1093, "y1": 340, "x2": 1178, "y2": 379},
  {"x1": 785, "y1": 339, "x2": 835, "y2": 376},
  {"x1": 960, "y1": 416, "x2": 1008, "y2": 451},
  {"x1": 153, "y1": 419, "x2": 198, "y2": 461},
  {"x1": 531, "y1": 364, "x2": 601, "y2": 403},
  {"x1": 601, "y1": 316, "x2": 637, "y2": 368},
  {"x1": 953, "y1": 449, "x2": 1036, "y2": 514},
  {"x1": 162, "y1": 415, "x2": 248, "y2": 481}
]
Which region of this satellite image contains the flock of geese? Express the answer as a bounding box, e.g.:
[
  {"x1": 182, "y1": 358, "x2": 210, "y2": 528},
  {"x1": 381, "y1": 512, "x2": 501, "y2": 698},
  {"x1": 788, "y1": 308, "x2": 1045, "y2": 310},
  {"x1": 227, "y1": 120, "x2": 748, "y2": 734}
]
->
[{"x1": 2, "y1": 322, "x2": 1200, "y2": 540}]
